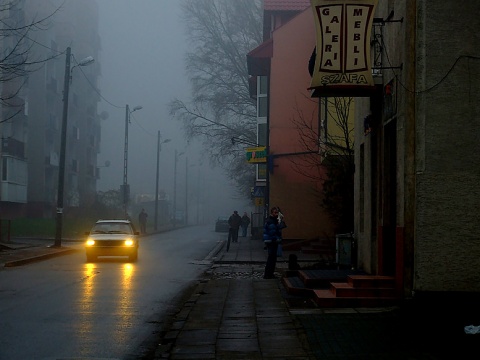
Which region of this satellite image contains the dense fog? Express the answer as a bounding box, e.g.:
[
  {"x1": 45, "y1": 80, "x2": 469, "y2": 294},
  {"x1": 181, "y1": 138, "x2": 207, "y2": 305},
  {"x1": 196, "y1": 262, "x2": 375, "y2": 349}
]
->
[{"x1": 95, "y1": 1, "x2": 250, "y2": 221}]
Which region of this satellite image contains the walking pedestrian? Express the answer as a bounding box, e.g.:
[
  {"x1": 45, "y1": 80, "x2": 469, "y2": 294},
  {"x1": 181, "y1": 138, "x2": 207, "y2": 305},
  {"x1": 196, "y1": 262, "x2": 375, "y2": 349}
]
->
[
  {"x1": 138, "y1": 208, "x2": 148, "y2": 234},
  {"x1": 228, "y1": 210, "x2": 242, "y2": 243},
  {"x1": 263, "y1": 206, "x2": 283, "y2": 279},
  {"x1": 241, "y1": 212, "x2": 251, "y2": 237}
]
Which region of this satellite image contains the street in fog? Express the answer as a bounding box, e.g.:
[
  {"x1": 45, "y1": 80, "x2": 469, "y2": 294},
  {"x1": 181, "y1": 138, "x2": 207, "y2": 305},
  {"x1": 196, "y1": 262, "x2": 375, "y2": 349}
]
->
[
  {"x1": 95, "y1": 0, "x2": 249, "y2": 219},
  {"x1": 0, "y1": 225, "x2": 223, "y2": 359}
]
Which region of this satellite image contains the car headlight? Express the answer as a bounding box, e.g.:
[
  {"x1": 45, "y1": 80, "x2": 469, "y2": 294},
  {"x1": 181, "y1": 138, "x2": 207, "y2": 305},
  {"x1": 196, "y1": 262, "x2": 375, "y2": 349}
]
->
[
  {"x1": 124, "y1": 238, "x2": 134, "y2": 247},
  {"x1": 86, "y1": 238, "x2": 95, "y2": 246}
]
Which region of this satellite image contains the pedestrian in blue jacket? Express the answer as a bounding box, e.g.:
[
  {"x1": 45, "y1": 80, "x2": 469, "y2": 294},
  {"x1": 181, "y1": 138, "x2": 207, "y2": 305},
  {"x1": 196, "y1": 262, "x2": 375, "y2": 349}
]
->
[{"x1": 263, "y1": 207, "x2": 283, "y2": 279}]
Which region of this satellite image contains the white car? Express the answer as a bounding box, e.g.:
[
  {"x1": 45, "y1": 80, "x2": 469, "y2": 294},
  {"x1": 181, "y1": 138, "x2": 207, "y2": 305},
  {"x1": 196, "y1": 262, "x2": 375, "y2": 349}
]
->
[{"x1": 85, "y1": 219, "x2": 139, "y2": 262}]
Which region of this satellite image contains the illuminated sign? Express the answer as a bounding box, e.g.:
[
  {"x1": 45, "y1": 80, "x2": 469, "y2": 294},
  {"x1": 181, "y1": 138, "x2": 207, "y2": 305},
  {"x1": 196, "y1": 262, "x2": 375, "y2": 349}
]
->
[
  {"x1": 310, "y1": 0, "x2": 378, "y2": 95},
  {"x1": 246, "y1": 146, "x2": 267, "y2": 163}
]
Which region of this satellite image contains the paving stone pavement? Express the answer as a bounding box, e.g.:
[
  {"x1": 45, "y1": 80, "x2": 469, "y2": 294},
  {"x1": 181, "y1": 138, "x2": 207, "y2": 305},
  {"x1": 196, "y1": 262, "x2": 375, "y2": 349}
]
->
[{"x1": 152, "y1": 238, "x2": 479, "y2": 359}]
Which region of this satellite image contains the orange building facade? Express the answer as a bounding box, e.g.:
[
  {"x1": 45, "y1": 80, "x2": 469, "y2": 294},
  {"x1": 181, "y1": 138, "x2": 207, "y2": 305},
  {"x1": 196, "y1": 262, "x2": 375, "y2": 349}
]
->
[{"x1": 248, "y1": 2, "x2": 336, "y2": 241}]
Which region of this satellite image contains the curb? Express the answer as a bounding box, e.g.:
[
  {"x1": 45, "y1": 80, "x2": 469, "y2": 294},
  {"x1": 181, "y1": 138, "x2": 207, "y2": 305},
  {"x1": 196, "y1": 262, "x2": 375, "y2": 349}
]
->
[{"x1": 4, "y1": 248, "x2": 80, "y2": 267}]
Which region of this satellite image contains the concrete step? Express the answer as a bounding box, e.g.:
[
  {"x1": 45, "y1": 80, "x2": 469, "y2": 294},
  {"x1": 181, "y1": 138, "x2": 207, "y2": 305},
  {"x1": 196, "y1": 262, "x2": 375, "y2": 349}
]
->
[
  {"x1": 312, "y1": 289, "x2": 399, "y2": 308},
  {"x1": 330, "y1": 281, "x2": 397, "y2": 298},
  {"x1": 281, "y1": 276, "x2": 314, "y2": 297},
  {"x1": 282, "y1": 270, "x2": 399, "y2": 308},
  {"x1": 300, "y1": 269, "x2": 348, "y2": 288},
  {"x1": 282, "y1": 269, "x2": 365, "y2": 294},
  {"x1": 347, "y1": 274, "x2": 395, "y2": 288}
]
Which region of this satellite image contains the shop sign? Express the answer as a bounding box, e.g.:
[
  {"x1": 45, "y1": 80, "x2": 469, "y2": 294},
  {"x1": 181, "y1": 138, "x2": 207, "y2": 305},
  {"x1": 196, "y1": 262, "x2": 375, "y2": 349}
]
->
[
  {"x1": 246, "y1": 146, "x2": 267, "y2": 163},
  {"x1": 310, "y1": 0, "x2": 378, "y2": 95}
]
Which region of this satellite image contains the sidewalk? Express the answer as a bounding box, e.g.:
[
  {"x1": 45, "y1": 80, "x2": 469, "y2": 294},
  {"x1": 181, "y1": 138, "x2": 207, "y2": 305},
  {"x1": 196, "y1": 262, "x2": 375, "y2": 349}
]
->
[
  {"x1": 0, "y1": 239, "x2": 80, "y2": 267},
  {"x1": 154, "y1": 237, "x2": 314, "y2": 359},
  {"x1": 153, "y1": 237, "x2": 478, "y2": 360}
]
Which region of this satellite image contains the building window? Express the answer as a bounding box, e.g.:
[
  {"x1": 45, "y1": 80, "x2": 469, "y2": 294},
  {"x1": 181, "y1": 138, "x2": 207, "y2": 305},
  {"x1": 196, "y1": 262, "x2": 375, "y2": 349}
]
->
[
  {"x1": 2, "y1": 157, "x2": 7, "y2": 181},
  {"x1": 257, "y1": 123, "x2": 267, "y2": 146},
  {"x1": 259, "y1": 76, "x2": 268, "y2": 94},
  {"x1": 257, "y1": 76, "x2": 268, "y2": 118},
  {"x1": 258, "y1": 97, "x2": 267, "y2": 118},
  {"x1": 257, "y1": 163, "x2": 267, "y2": 181}
]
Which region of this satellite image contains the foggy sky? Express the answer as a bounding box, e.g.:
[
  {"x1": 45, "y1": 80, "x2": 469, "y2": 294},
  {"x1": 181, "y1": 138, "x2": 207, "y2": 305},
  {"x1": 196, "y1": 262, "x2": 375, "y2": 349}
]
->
[{"x1": 95, "y1": 0, "x2": 250, "y2": 218}]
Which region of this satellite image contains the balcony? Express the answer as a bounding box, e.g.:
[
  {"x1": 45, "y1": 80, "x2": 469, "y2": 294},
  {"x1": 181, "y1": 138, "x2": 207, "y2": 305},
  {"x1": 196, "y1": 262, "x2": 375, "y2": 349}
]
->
[{"x1": 1, "y1": 138, "x2": 25, "y2": 159}]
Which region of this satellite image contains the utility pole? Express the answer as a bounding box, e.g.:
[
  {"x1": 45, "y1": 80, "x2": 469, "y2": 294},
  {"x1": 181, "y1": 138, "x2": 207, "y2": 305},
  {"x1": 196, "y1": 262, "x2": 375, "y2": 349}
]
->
[
  {"x1": 122, "y1": 104, "x2": 142, "y2": 218},
  {"x1": 173, "y1": 149, "x2": 184, "y2": 228},
  {"x1": 54, "y1": 47, "x2": 72, "y2": 248},
  {"x1": 154, "y1": 131, "x2": 160, "y2": 230},
  {"x1": 173, "y1": 150, "x2": 178, "y2": 229},
  {"x1": 185, "y1": 156, "x2": 188, "y2": 226},
  {"x1": 54, "y1": 48, "x2": 94, "y2": 247},
  {"x1": 123, "y1": 104, "x2": 129, "y2": 218}
]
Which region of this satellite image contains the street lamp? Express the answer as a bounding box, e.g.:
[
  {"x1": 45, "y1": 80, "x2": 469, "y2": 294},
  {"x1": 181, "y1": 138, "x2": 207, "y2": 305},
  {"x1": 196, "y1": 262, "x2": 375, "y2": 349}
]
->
[
  {"x1": 185, "y1": 159, "x2": 196, "y2": 227},
  {"x1": 185, "y1": 157, "x2": 188, "y2": 226},
  {"x1": 173, "y1": 149, "x2": 184, "y2": 228},
  {"x1": 196, "y1": 165, "x2": 202, "y2": 225},
  {"x1": 122, "y1": 104, "x2": 142, "y2": 218},
  {"x1": 54, "y1": 47, "x2": 94, "y2": 248},
  {"x1": 154, "y1": 131, "x2": 171, "y2": 231}
]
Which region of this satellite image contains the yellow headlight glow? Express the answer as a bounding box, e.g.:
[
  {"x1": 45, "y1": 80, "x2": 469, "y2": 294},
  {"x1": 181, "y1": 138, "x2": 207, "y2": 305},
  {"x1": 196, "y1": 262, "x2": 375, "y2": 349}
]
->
[
  {"x1": 124, "y1": 239, "x2": 134, "y2": 247},
  {"x1": 86, "y1": 239, "x2": 95, "y2": 246}
]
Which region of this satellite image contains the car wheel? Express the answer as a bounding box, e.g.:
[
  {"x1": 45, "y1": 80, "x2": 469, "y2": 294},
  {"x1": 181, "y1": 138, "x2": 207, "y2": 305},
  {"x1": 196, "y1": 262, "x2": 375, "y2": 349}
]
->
[{"x1": 86, "y1": 253, "x2": 96, "y2": 262}]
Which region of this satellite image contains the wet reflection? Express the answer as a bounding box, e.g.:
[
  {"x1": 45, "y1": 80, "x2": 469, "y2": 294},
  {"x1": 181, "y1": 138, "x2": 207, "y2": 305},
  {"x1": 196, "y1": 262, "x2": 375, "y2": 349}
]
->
[
  {"x1": 76, "y1": 263, "x2": 97, "y2": 356},
  {"x1": 114, "y1": 264, "x2": 135, "y2": 344},
  {"x1": 76, "y1": 262, "x2": 135, "y2": 355}
]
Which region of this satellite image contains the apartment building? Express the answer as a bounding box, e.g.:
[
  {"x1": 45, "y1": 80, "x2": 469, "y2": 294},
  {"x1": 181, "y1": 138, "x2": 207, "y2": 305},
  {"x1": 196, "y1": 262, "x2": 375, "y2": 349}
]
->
[{"x1": 0, "y1": 0, "x2": 101, "y2": 220}]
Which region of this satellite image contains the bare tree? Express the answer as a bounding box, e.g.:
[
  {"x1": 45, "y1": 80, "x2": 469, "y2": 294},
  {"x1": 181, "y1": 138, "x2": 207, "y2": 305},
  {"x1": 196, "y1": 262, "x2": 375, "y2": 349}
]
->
[
  {"x1": 0, "y1": 0, "x2": 63, "y2": 122},
  {"x1": 93, "y1": 190, "x2": 124, "y2": 218},
  {"x1": 169, "y1": 0, "x2": 262, "y2": 197},
  {"x1": 291, "y1": 97, "x2": 355, "y2": 232}
]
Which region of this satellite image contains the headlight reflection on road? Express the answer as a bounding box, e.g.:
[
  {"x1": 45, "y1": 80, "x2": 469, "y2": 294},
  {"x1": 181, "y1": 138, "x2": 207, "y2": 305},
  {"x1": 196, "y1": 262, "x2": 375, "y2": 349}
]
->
[
  {"x1": 77, "y1": 263, "x2": 136, "y2": 351},
  {"x1": 76, "y1": 263, "x2": 97, "y2": 356},
  {"x1": 119, "y1": 263, "x2": 134, "y2": 313},
  {"x1": 112, "y1": 263, "x2": 135, "y2": 344}
]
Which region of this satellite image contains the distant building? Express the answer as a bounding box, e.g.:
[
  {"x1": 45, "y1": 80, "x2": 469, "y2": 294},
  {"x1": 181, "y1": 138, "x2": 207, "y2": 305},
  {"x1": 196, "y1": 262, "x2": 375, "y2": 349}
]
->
[{"x1": 0, "y1": 0, "x2": 101, "y2": 219}]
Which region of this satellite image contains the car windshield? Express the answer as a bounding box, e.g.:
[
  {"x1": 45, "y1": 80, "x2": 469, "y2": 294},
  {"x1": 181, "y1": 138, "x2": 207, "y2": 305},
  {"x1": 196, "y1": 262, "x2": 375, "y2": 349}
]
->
[{"x1": 91, "y1": 223, "x2": 132, "y2": 234}]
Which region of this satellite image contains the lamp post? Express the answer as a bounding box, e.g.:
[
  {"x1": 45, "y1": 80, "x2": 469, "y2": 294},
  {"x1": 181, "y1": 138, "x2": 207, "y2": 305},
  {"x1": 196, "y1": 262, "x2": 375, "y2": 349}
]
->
[
  {"x1": 122, "y1": 104, "x2": 142, "y2": 218},
  {"x1": 173, "y1": 149, "x2": 184, "y2": 228},
  {"x1": 196, "y1": 165, "x2": 201, "y2": 225},
  {"x1": 54, "y1": 47, "x2": 94, "y2": 248},
  {"x1": 185, "y1": 157, "x2": 188, "y2": 226},
  {"x1": 154, "y1": 131, "x2": 171, "y2": 231},
  {"x1": 185, "y1": 160, "x2": 197, "y2": 227}
]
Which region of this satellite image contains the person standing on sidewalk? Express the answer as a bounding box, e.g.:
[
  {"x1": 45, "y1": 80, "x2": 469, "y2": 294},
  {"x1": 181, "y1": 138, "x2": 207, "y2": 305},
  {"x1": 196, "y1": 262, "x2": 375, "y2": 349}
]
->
[
  {"x1": 241, "y1": 212, "x2": 250, "y2": 237},
  {"x1": 263, "y1": 207, "x2": 283, "y2": 279},
  {"x1": 228, "y1": 210, "x2": 242, "y2": 243},
  {"x1": 138, "y1": 208, "x2": 148, "y2": 234}
]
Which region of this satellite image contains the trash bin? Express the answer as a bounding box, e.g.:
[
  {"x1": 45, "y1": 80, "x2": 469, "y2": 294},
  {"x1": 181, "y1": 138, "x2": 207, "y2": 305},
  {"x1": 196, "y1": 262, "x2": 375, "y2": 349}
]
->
[{"x1": 336, "y1": 233, "x2": 353, "y2": 267}]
